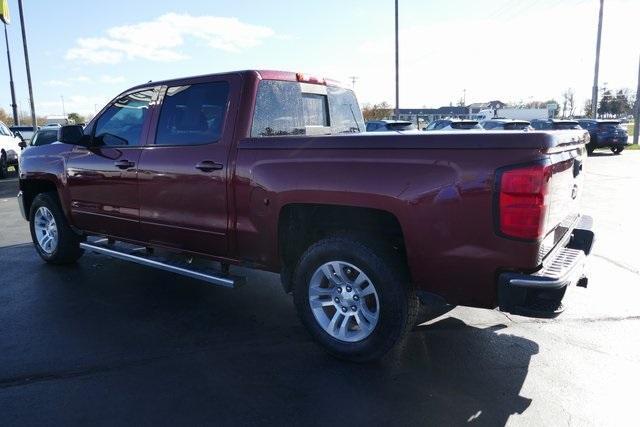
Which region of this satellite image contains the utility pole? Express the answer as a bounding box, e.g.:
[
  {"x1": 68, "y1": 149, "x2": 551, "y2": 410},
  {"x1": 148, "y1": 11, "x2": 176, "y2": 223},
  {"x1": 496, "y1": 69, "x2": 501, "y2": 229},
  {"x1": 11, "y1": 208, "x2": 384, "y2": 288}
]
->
[
  {"x1": 348, "y1": 76, "x2": 358, "y2": 90},
  {"x1": 60, "y1": 95, "x2": 65, "y2": 116},
  {"x1": 591, "y1": 0, "x2": 604, "y2": 118},
  {"x1": 3, "y1": 23, "x2": 18, "y2": 125},
  {"x1": 18, "y1": 0, "x2": 36, "y2": 130},
  {"x1": 633, "y1": 54, "x2": 639, "y2": 145},
  {"x1": 394, "y1": 0, "x2": 399, "y2": 119}
]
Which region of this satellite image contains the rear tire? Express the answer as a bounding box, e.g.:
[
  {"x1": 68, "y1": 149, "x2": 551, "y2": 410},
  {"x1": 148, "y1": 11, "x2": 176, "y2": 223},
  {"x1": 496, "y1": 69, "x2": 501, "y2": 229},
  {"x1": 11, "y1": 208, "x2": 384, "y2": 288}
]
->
[
  {"x1": 29, "y1": 192, "x2": 83, "y2": 264},
  {"x1": 586, "y1": 144, "x2": 595, "y2": 155},
  {"x1": 292, "y1": 235, "x2": 418, "y2": 362}
]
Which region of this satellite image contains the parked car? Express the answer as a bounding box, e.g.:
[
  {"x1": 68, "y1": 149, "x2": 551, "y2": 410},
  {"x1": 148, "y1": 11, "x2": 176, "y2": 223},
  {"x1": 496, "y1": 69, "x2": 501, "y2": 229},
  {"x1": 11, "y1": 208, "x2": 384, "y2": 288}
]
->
[
  {"x1": 17, "y1": 70, "x2": 594, "y2": 362},
  {"x1": 366, "y1": 120, "x2": 416, "y2": 131},
  {"x1": 424, "y1": 119, "x2": 483, "y2": 131},
  {"x1": 576, "y1": 119, "x2": 629, "y2": 154},
  {"x1": 481, "y1": 119, "x2": 532, "y2": 131},
  {"x1": 0, "y1": 120, "x2": 23, "y2": 178},
  {"x1": 9, "y1": 125, "x2": 37, "y2": 144},
  {"x1": 29, "y1": 127, "x2": 61, "y2": 147},
  {"x1": 530, "y1": 119, "x2": 582, "y2": 130}
]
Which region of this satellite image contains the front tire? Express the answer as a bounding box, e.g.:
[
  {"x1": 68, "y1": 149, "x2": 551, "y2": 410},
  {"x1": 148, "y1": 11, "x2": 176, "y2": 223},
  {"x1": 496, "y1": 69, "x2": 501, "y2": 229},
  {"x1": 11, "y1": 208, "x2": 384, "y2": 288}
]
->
[
  {"x1": 29, "y1": 192, "x2": 83, "y2": 264},
  {"x1": 292, "y1": 235, "x2": 418, "y2": 362},
  {"x1": 611, "y1": 146, "x2": 624, "y2": 155},
  {"x1": 0, "y1": 152, "x2": 7, "y2": 179}
]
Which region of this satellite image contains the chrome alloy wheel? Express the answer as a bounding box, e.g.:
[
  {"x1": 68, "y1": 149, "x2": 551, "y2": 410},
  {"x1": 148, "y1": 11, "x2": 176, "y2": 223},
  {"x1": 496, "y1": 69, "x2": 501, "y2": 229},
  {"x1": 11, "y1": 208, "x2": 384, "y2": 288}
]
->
[
  {"x1": 308, "y1": 261, "x2": 380, "y2": 343},
  {"x1": 34, "y1": 206, "x2": 58, "y2": 254}
]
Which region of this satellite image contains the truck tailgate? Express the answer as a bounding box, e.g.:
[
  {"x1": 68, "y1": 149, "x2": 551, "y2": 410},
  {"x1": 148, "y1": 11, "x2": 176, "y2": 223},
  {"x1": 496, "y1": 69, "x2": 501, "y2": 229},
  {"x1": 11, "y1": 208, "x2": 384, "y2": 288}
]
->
[{"x1": 541, "y1": 149, "x2": 584, "y2": 259}]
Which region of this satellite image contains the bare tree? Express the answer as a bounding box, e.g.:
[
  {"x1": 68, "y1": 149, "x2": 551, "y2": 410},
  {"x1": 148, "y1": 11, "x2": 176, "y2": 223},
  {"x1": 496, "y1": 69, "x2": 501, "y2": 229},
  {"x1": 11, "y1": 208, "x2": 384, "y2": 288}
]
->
[
  {"x1": 566, "y1": 89, "x2": 576, "y2": 118},
  {"x1": 561, "y1": 90, "x2": 569, "y2": 119},
  {"x1": 362, "y1": 102, "x2": 393, "y2": 121}
]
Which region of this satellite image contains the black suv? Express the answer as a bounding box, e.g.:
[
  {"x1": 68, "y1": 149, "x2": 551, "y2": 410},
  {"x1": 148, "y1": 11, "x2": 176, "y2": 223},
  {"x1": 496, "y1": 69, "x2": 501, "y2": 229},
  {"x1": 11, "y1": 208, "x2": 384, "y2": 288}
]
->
[{"x1": 576, "y1": 119, "x2": 629, "y2": 155}]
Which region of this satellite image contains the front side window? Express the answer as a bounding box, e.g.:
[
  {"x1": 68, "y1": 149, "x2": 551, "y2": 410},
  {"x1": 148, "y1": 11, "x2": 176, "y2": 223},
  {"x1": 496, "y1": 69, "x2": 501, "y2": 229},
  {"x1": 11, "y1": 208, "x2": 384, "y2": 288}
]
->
[
  {"x1": 93, "y1": 88, "x2": 154, "y2": 147},
  {"x1": 155, "y1": 81, "x2": 230, "y2": 146},
  {"x1": 251, "y1": 80, "x2": 364, "y2": 137}
]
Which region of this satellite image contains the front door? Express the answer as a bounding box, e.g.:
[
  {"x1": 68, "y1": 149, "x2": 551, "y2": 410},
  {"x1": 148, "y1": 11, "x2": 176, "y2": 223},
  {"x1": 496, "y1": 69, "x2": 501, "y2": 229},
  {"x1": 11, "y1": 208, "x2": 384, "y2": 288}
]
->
[
  {"x1": 137, "y1": 75, "x2": 240, "y2": 257},
  {"x1": 66, "y1": 87, "x2": 156, "y2": 241}
]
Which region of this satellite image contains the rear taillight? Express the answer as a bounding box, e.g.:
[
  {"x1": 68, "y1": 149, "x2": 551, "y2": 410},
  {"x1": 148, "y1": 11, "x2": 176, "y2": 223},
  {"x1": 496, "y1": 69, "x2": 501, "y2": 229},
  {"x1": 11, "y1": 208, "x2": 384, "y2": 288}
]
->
[{"x1": 498, "y1": 164, "x2": 551, "y2": 240}]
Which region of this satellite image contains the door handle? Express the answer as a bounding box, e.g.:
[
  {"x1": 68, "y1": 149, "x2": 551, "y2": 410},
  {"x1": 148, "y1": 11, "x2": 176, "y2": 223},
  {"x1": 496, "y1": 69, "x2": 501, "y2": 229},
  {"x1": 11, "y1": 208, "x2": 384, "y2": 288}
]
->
[
  {"x1": 195, "y1": 161, "x2": 224, "y2": 172},
  {"x1": 114, "y1": 160, "x2": 135, "y2": 169}
]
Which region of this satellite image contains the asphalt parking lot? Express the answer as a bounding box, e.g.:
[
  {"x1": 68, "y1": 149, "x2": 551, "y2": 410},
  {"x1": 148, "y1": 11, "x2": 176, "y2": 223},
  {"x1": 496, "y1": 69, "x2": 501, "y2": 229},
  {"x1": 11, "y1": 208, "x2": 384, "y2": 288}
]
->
[{"x1": 1, "y1": 151, "x2": 639, "y2": 426}]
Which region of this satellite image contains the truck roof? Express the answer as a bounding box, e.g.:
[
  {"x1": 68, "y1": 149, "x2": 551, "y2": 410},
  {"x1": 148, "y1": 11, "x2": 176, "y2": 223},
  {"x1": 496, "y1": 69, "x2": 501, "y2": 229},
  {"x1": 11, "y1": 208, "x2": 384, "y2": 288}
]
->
[{"x1": 128, "y1": 70, "x2": 346, "y2": 93}]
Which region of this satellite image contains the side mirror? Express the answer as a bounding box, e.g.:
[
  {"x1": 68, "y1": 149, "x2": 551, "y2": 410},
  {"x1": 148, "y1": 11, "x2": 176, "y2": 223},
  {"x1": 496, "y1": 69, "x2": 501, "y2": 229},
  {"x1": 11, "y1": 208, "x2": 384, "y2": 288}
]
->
[{"x1": 58, "y1": 125, "x2": 89, "y2": 146}]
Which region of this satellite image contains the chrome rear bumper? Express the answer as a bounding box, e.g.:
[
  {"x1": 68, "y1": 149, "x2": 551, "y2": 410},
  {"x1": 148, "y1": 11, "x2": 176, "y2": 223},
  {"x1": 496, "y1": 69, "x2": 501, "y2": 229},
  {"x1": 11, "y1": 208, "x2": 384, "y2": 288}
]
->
[{"x1": 498, "y1": 215, "x2": 594, "y2": 317}]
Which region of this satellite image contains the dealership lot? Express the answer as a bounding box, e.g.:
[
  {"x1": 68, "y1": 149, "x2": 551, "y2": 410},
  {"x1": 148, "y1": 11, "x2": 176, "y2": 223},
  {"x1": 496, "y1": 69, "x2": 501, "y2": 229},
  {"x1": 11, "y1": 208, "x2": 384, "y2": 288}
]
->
[{"x1": 1, "y1": 152, "x2": 639, "y2": 425}]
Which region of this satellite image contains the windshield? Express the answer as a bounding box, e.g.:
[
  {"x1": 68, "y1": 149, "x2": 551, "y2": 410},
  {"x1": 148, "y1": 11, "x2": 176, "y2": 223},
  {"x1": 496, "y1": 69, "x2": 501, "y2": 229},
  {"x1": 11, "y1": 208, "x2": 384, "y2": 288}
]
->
[
  {"x1": 554, "y1": 122, "x2": 581, "y2": 130},
  {"x1": 598, "y1": 122, "x2": 625, "y2": 131},
  {"x1": 450, "y1": 122, "x2": 481, "y2": 130},
  {"x1": 387, "y1": 122, "x2": 416, "y2": 131},
  {"x1": 251, "y1": 80, "x2": 364, "y2": 137},
  {"x1": 31, "y1": 130, "x2": 58, "y2": 146},
  {"x1": 504, "y1": 122, "x2": 531, "y2": 130}
]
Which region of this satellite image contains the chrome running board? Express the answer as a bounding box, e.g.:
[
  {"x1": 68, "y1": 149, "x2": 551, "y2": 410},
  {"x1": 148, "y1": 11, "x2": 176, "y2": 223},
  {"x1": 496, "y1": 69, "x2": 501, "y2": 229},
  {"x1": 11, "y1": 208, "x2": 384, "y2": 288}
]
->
[{"x1": 80, "y1": 238, "x2": 242, "y2": 288}]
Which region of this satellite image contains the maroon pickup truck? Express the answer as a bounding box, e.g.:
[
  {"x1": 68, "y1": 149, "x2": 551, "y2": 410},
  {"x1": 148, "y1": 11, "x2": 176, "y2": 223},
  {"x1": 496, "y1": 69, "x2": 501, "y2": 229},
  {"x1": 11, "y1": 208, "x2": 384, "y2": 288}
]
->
[{"x1": 17, "y1": 70, "x2": 594, "y2": 361}]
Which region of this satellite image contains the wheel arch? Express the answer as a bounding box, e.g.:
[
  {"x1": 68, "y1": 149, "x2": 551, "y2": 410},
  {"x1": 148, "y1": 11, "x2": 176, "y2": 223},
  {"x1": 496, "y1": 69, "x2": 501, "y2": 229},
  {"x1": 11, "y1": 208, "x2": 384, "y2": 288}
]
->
[
  {"x1": 20, "y1": 178, "x2": 62, "y2": 220},
  {"x1": 277, "y1": 203, "x2": 408, "y2": 293}
]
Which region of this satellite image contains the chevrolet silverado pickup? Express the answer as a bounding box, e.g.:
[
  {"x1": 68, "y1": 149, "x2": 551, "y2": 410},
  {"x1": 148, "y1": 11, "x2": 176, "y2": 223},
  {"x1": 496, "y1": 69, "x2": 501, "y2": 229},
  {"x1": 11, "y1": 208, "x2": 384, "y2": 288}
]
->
[{"x1": 17, "y1": 70, "x2": 594, "y2": 361}]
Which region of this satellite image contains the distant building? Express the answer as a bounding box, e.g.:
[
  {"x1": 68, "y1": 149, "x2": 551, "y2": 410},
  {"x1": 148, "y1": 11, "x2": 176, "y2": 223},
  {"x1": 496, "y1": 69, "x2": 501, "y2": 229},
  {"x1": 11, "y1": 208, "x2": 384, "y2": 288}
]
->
[{"x1": 467, "y1": 101, "x2": 507, "y2": 114}]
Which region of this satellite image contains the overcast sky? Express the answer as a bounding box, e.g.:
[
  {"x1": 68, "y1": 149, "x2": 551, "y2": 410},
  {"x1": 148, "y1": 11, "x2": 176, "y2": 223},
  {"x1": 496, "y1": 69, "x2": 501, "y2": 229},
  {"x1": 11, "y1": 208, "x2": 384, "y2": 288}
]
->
[{"x1": 0, "y1": 0, "x2": 638, "y2": 117}]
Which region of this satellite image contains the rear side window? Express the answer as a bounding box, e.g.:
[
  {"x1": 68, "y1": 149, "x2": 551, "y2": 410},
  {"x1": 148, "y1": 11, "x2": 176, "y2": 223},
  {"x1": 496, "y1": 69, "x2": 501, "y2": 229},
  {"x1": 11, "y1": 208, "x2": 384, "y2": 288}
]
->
[
  {"x1": 251, "y1": 80, "x2": 364, "y2": 137},
  {"x1": 94, "y1": 89, "x2": 154, "y2": 147},
  {"x1": 156, "y1": 82, "x2": 229, "y2": 146}
]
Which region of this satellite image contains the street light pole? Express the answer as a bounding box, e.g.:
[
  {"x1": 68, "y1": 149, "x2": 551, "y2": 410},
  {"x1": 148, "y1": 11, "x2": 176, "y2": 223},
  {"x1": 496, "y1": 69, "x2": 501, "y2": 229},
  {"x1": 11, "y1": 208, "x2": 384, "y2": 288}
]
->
[
  {"x1": 633, "y1": 54, "x2": 639, "y2": 145},
  {"x1": 3, "y1": 23, "x2": 18, "y2": 125},
  {"x1": 394, "y1": 0, "x2": 399, "y2": 119},
  {"x1": 18, "y1": 0, "x2": 36, "y2": 131},
  {"x1": 591, "y1": 0, "x2": 604, "y2": 118}
]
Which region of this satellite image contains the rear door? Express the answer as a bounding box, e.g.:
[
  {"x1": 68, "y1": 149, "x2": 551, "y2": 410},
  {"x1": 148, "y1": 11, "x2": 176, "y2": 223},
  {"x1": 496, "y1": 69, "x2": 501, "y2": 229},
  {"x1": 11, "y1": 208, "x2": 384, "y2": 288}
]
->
[
  {"x1": 136, "y1": 74, "x2": 241, "y2": 257},
  {"x1": 66, "y1": 87, "x2": 157, "y2": 240}
]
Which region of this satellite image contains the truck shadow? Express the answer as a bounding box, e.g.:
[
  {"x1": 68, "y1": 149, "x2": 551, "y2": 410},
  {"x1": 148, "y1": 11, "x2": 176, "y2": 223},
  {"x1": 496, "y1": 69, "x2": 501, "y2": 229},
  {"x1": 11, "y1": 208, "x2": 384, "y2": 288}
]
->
[{"x1": 0, "y1": 245, "x2": 538, "y2": 425}]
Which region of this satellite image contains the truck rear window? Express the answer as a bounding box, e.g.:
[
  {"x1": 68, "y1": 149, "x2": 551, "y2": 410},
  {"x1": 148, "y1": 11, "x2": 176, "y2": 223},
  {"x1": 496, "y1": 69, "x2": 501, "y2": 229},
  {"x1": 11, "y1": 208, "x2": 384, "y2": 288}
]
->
[{"x1": 251, "y1": 80, "x2": 364, "y2": 137}]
